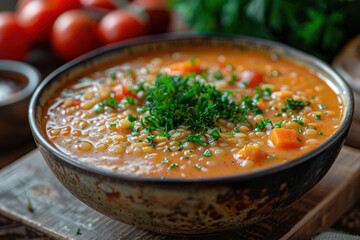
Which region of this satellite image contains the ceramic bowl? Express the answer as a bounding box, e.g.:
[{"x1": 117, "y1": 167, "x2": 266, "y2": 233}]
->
[
  {"x1": 0, "y1": 60, "x2": 40, "y2": 150},
  {"x1": 29, "y1": 35, "x2": 354, "y2": 235}
]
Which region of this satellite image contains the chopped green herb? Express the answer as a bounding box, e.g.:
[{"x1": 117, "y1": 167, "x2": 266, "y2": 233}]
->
[
  {"x1": 190, "y1": 56, "x2": 196, "y2": 63},
  {"x1": 281, "y1": 98, "x2": 307, "y2": 114},
  {"x1": 96, "y1": 97, "x2": 119, "y2": 113},
  {"x1": 189, "y1": 150, "x2": 194, "y2": 153},
  {"x1": 213, "y1": 71, "x2": 223, "y2": 80},
  {"x1": 233, "y1": 128, "x2": 241, "y2": 133},
  {"x1": 165, "y1": 147, "x2": 172, "y2": 152},
  {"x1": 138, "y1": 139, "x2": 143, "y2": 142},
  {"x1": 158, "y1": 131, "x2": 171, "y2": 140},
  {"x1": 310, "y1": 96, "x2": 317, "y2": 99},
  {"x1": 275, "y1": 120, "x2": 283, "y2": 128},
  {"x1": 185, "y1": 134, "x2": 209, "y2": 146},
  {"x1": 274, "y1": 113, "x2": 282, "y2": 116},
  {"x1": 318, "y1": 131, "x2": 323, "y2": 135},
  {"x1": 127, "y1": 121, "x2": 135, "y2": 129},
  {"x1": 131, "y1": 127, "x2": 140, "y2": 136},
  {"x1": 228, "y1": 132, "x2": 234, "y2": 136},
  {"x1": 297, "y1": 138, "x2": 302, "y2": 142},
  {"x1": 110, "y1": 72, "x2": 116, "y2": 80},
  {"x1": 125, "y1": 96, "x2": 134, "y2": 104},
  {"x1": 254, "y1": 119, "x2": 273, "y2": 132},
  {"x1": 183, "y1": 156, "x2": 189, "y2": 159},
  {"x1": 109, "y1": 121, "x2": 119, "y2": 127},
  {"x1": 210, "y1": 128, "x2": 221, "y2": 141},
  {"x1": 204, "y1": 149, "x2": 211, "y2": 157},
  {"x1": 292, "y1": 116, "x2": 304, "y2": 125},
  {"x1": 314, "y1": 114, "x2": 321, "y2": 120},
  {"x1": 192, "y1": 164, "x2": 201, "y2": 169},
  {"x1": 128, "y1": 114, "x2": 138, "y2": 122},
  {"x1": 230, "y1": 74, "x2": 238, "y2": 85},
  {"x1": 169, "y1": 163, "x2": 179, "y2": 169},
  {"x1": 297, "y1": 128, "x2": 303, "y2": 133}
]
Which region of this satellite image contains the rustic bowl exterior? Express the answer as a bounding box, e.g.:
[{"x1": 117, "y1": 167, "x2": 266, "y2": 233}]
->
[
  {"x1": 0, "y1": 60, "x2": 40, "y2": 150},
  {"x1": 29, "y1": 35, "x2": 353, "y2": 235}
]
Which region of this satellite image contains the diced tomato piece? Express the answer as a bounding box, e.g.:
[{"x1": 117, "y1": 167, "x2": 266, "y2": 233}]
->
[
  {"x1": 239, "y1": 70, "x2": 264, "y2": 88},
  {"x1": 113, "y1": 85, "x2": 136, "y2": 101},
  {"x1": 270, "y1": 128, "x2": 303, "y2": 149},
  {"x1": 237, "y1": 144, "x2": 267, "y2": 162}
]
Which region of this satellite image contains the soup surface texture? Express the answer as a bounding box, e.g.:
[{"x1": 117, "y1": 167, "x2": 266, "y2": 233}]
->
[{"x1": 44, "y1": 47, "x2": 343, "y2": 178}]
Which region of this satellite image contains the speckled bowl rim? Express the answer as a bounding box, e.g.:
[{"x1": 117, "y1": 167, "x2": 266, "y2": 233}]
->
[
  {"x1": 29, "y1": 34, "x2": 354, "y2": 184},
  {"x1": 0, "y1": 60, "x2": 40, "y2": 107}
]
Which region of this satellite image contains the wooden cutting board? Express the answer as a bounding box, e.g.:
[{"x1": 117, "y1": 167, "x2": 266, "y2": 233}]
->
[{"x1": 0, "y1": 146, "x2": 360, "y2": 240}]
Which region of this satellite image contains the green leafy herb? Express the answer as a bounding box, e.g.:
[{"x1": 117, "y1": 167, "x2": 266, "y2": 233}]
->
[
  {"x1": 183, "y1": 156, "x2": 189, "y2": 159},
  {"x1": 318, "y1": 131, "x2": 323, "y2": 135},
  {"x1": 275, "y1": 120, "x2": 283, "y2": 128},
  {"x1": 292, "y1": 116, "x2": 304, "y2": 125},
  {"x1": 254, "y1": 119, "x2": 273, "y2": 132},
  {"x1": 234, "y1": 128, "x2": 240, "y2": 133},
  {"x1": 190, "y1": 56, "x2": 197, "y2": 63},
  {"x1": 210, "y1": 128, "x2": 221, "y2": 141},
  {"x1": 213, "y1": 71, "x2": 223, "y2": 80},
  {"x1": 109, "y1": 121, "x2": 119, "y2": 127},
  {"x1": 128, "y1": 114, "x2": 138, "y2": 122},
  {"x1": 230, "y1": 74, "x2": 238, "y2": 85},
  {"x1": 96, "y1": 97, "x2": 119, "y2": 113},
  {"x1": 192, "y1": 164, "x2": 201, "y2": 169},
  {"x1": 110, "y1": 72, "x2": 116, "y2": 80},
  {"x1": 159, "y1": 131, "x2": 171, "y2": 140},
  {"x1": 125, "y1": 96, "x2": 134, "y2": 104},
  {"x1": 281, "y1": 98, "x2": 307, "y2": 114},
  {"x1": 203, "y1": 149, "x2": 211, "y2": 157},
  {"x1": 274, "y1": 113, "x2": 282, "y2": 117},
  {"x1": 314, "y1": 114, "x2": 321, "y2": 120},
  {"x1": 169, "y1": 163, "x2": 179, "y2": 169},
  {"x1": 297, "y1": 137, "x2": 302, "y2": 142}
]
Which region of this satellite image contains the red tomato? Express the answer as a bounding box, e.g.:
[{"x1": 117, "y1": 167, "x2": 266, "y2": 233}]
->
[
  {"x1": 51, "y1": 10, "x2": 100, "y2": 61},
  {"x1": 53, "y1": 0, "x2": 82, "y2": 11},
  {"x1": 17, "y1": 0, "x2": 58, "y2": 42},
  {"x1": 132, "y1": 0, "x2": 170, "y2": 34},
  {"x1": 98, "y1": 9, "x2": 148, "y2": 45},
  {"x1": 80, "y1": 0, "x2": 116, "y2": 9},
  {"x1": 17, "y1": 0, "x2": 81, "y2": 43},
  {"x1": 239, "y1": 70, "x2": 264, "y2": 88},
  {"x1": 0, "y1": 12, "x2": 30, "y2": 60},
  {"x1": 113, "y1": 85, "x2": 136, "y2": 101}
]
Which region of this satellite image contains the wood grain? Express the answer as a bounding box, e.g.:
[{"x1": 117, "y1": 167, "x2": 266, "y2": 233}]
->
[{"x1": 0, "y1": 146, "x2": 359, "y2": 240}]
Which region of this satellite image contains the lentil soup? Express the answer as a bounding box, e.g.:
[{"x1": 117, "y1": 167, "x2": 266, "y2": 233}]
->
[{"x1": 43, "y1": 47, "x2": 343, "y2": 178}]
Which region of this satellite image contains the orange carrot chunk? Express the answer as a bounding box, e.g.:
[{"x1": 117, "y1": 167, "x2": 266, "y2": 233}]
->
[
  {"x1": 237, "y1": 144, "x2": 267, "y2": 162},
  {"x1": 270, "y1": 128, "x2": 303, "y2": 149},
  {"x1": 169, "y1": 59, "x2": 202, "y2": 76}
]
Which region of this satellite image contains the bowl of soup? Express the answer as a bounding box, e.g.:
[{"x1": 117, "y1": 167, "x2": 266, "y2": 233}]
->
[{"x1": 29, "y1": 35, "x2": 353, "y2": 235}]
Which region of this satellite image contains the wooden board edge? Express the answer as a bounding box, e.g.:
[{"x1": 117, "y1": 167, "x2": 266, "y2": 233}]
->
[{"x1": 281, "y1": 146, "x2": 360, "y2": 239}]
